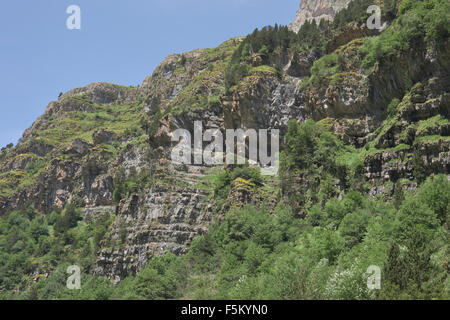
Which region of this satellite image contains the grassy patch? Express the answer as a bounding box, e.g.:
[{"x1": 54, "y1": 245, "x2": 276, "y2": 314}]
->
[{"x1": 416, "y1": 115, "x2": 449, "y2": 137}]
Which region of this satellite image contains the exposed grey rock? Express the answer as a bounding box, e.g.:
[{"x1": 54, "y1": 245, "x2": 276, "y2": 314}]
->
[
  {"x1": 93, "y1": 130, "x2": 115, "y2": 145},
  {"x1": 66, "y1": 138, "x2": 92, "y2": 156},
  {"x1": 59, "y1": 82, "x2": 138, "y2": 105},
  {"x1": 289, "y1": 0, "x2": 352, "y2": 33},
  {"x1": 94, "y1": 166, "x2": 215, "y2": 282}
]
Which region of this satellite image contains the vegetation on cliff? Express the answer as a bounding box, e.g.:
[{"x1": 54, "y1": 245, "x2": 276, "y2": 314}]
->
[
  {"x1": 0, "y1": 0, "x2": 449, "y2": 300},
  {"x1": 2, "y1": 120, "x2": 447, "y2": 300}
]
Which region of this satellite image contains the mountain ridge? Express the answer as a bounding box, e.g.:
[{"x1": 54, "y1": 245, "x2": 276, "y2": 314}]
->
[{"x1": 0, "y1": 0, "x2": 449, "y2": 300}]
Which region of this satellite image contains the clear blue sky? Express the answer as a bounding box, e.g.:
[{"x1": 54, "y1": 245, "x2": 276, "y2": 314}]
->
[{"x1": 0, "y1": 0, "x2": 300, "y2": 148}]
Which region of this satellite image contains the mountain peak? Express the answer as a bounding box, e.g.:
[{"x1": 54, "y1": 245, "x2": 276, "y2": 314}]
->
[{"x1": 289, "y1": 0, "x2": 352, "y2": 32}]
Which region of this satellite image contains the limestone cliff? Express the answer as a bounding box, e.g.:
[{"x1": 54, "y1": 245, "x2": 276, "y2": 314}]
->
[
  {"x1": 289, "y1": 0, "x2": 352, "y2": 32},
  {"x1": 0, "y1": 0, "x2": 448, "y2": 288}
]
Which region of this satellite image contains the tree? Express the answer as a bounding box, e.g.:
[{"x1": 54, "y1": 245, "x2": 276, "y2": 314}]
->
[
  {"x1": 132, "y1": 254, "x2": 180, "y2": 300},
  {"x1": 29, "y1": 217, "x2": 49, "y2": 241},
  {"x1": 54, "y1": 203, "x2": 81, "y2": 234},
  {"x1": 394, "y1": 197, "x2": 440, "y2": 246},
  {"x1": 338, "y1": 209, "x2": 370, "y2": 248},
  {"x1": 417, "y1": 175, "x2": 450, "y2": 224}
]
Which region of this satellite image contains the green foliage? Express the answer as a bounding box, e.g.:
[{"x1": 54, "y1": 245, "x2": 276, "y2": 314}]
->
[
  {"x1": 416, "y1": 175, "x2": 450, "y2": 224},
  {"x1": 27, "y1": 264, "x2": 116, "y2": 300},
  {"x1": 173, "y1": 175, "x2": 447, "y2": 300},
  {"x1": 3, "y1": 173, "x2": 448, "y2": 300},
  {"x1": 225, "y1": 21, "x2": 331, "y2": 89},
  {"x1": 394, "y1": 196, "x2": 440, "y2": 246},
  {"x1": 280, "y1": 120, "x2": 362, "y2": 210},
  {"x1": 338, "y1": 209, "x2": 371, "y2": 249},
  {"x1": 113, "y1": 167, "x2": 154, "y2": 203},
  {"x1": 128, "y1": 253, "x2": 184, "y2": 300},
  {"x1": 25, "y1": 159, "x2": 46, "y2": 176},
  {"x1": 54, "y1": 203, "x2": 81, "y2": 235},
  {"x1": 387, "y1": 98, "x2": 400, "y2": 117},
  {"x1": 29, "y1": 94, "x2": 144, "y2": 151},
  {"x1": 304, "y1": 227, "x2": 345, "y2": 264},
  {"x1": 210, "y1": 165, "x2": 263, "y2": 200},
  {"x1": 0, "y1": 205, "x2": 115, "y2": 294},
  {"x1": 333, "y1": 0, "x2": 379, "y2": 29},
  {"x1": 282, "y1": 120, "x2": 343, "y2": 171},
  {"x1": 309, "y1": 54, "x2": 341, "y2": 85},
  {"x1": 257, "y1": 45, "x2": 269, "y2": 58},
  {"x1": 360, "y1": 0, "x2": 450, "y2": 72}
]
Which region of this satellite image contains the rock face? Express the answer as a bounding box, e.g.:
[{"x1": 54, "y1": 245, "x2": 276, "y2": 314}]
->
[
  {"x1": 0, "y1": 1, "x2": 448, "y2": 284},
  {"x1": 95, "y1": 166, "x2": 215, "y2": 283},
  {"x1": 289, "y1": 0, "x2": 352, "y2": 32}
]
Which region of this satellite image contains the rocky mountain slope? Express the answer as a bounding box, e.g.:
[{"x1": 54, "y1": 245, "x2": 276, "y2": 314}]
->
[
  {"x1": 0, "y1": 0, "x2": 449, "y2": 299},
  {"x1": 289, "y1": 0, "x2": 352, "y2": 32}
]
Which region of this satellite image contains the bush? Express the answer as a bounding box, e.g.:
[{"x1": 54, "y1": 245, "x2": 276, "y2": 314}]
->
[
  {"x1": 309, "y1": 54, "x2": 341, "y2": 84},
  {"x1": 131, "y1": 253, "x2": 182, "y2": 300},
  {"x1": 54, "y1": 203, "x2": 81, "y2": 234},
  {"x1": 338, "y1": 209, "x2": 371, "y2": 249},
  {"x1": 361, "y1": 0, "x2": 449, "y2": 72},
  {"x1": 394, "y1": 196, "x2": 440, "y2": 246},
  {"x1": 211, "y1": 165, "x2": 262, "y2": 200},
  {"x1": 417, "y1": 175, "x2": 450, "y2": 224}
]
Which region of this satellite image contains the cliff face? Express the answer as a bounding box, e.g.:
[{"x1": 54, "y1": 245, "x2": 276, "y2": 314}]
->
[
  {"x1": 289, "y1": 0, "x2": 352, "y2": 32},
  {"x1": 0, "y1": 38, "x2": 242, "y2": 281},
  {"x1": 0, "y1": 0, "x2": 448, "y2": 286}
]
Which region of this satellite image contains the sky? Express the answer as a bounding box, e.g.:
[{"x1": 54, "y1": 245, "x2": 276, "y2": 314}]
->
[{"x1": 0, "y1": 0, "x2": 300, "y2": 148}]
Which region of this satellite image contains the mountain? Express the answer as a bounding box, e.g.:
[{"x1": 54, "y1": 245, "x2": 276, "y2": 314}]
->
[
  {"x1": 0, "y1": 0, "x2": 449, "y2": 300},
  {"x1": 289, "y1": 0, "x2": 352, "y2": 33}
]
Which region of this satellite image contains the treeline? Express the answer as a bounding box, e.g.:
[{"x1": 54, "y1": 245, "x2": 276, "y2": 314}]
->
[
  {"x1": 333, "y1": 0, "x2": 398, "y2": 29},
  {"x1": 224, "y1": 22, "x2": 330, "y2": 89}
]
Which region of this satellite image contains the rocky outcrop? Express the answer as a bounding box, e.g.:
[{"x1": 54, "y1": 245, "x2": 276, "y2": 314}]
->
[
  {"x1": 66, "y1": 139, "x2": 92, "y2": 156},
  {"x1": 222, "y1": 72, "x2": 307, "y2": 135},
  {"x1": 93, "y1": 130, "x2": 116, "y2": 145},
  {"x1": 59, "y1": 82, "x2": 139, "y2": 105},
  {"x1": 326, "y1": 23, "x2": 377, "y2": 54},
  {"x1": 362, "y1": 75, "x2": 450, "y2": 195},
  {"x1": 95, "y1": 165, "x2": 215, "y2": 283},
  {"x1": 289, "y1": 0, "x2": 352, "y2": 33}
]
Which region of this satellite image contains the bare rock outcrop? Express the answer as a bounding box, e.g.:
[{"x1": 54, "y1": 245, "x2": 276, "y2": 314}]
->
[{"x1": 289, "y1": 0, "x2": 352, "y2": 33}]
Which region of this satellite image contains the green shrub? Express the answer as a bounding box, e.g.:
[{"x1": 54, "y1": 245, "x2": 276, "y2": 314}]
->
[
  {"x1": 361, "y1": 0, "x2": 450, "y2": 72},
  {"x1": 54, "y1": 203, "x2": 81, "y2": 234},
  {"x1": 417, "y1": 175, "x2": 450, "y2": 224},
  {"x1": 309, "y1": 54, "x2": 341, "y2": 84}
]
